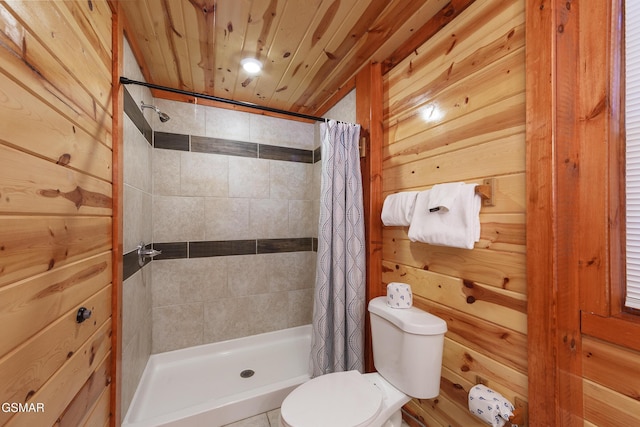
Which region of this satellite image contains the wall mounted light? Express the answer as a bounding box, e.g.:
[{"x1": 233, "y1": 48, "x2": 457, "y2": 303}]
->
[{"x1": 241, "y1": 58, "x2": 263, "y2": 74}]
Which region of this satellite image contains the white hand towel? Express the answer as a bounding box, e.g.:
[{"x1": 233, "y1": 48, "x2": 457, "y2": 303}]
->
[
  {"x1": 381, "y1": 191, "x2": 419, "y2": 226},
  {"x1": 427, "y1": 182, "x2": 464, "y2": 212},
  {"x1": 408, "y1": 183, "x2": 481, "y2": 249}
]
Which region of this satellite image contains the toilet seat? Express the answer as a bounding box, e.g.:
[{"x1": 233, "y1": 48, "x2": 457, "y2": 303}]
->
[{"x1": 280, "y1": 370, "x2": 383, "y2": 427}]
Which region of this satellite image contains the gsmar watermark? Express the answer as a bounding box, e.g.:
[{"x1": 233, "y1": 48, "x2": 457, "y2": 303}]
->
[{"x1": 2, "y1": 402, "x2": 45, "y2": 413}]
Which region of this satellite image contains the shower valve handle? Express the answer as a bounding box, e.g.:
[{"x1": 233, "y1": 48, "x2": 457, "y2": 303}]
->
[{"x1": 137, "y1": 243, "x2": 162, "y2": 266}]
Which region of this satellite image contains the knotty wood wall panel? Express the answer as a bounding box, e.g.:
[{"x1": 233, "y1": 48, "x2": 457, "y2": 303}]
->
[
  {"x1": 582, "y1": 337, "x2": 640, "y2": 425},
  {"x1": 0, "y1": 287, "x2": 112, "y2": 426},
  {"x1": 383, "y1": 0, "x2": 525, "y2": 424},
  {"x1": 0, "y1": 1, "x2": 113, "y2": 426},
  {"x1": 0, "y1": 144, "x2": 112, "y2": 216},
  {"x1": 2, "y1": 2, "x2": 112, "y2": 109},
  {"x1": 0, "y1": 5, "x2": 112, "y2": 143},
  {"x1": 583, "y1": 379, "x2": 640, "y2": 426},
  {"x1": 0, "y1": 70, "x2": 113, "y2": 181},
  {"x1": 0, "y1": 254, "x2": 111, "y2": 356}
]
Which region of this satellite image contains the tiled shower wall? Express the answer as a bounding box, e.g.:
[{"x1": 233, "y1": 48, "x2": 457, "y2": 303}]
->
[
  {"x1": 121, "y1": 38, "x2": 154, "y2": 418},
  {"x1": 149, "y1": 100, "x2": 318, "y2": 353}
]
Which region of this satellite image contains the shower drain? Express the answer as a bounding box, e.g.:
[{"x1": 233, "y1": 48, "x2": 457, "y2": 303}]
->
[{"x1": 240, "y1": 369, "x2": 255, "y2": 378}]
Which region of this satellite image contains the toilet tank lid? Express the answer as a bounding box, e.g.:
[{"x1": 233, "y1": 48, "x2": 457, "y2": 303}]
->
[{"x1": 368, "y1": 297, "x2": 447, "y2": 335}]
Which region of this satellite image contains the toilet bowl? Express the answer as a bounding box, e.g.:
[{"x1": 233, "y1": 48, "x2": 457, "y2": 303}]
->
[
  {"x1": 280, "y1": 297, "x2": 447, "y2": 427},
  {"x1": 279, "y1": 371, "x2": 409, "y2": 427}
]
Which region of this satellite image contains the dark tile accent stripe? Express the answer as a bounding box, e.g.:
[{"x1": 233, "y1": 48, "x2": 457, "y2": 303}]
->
[
  {"x1": 190, "y1": 240, "x2": 256, "y2": 258},
  {"x1": 258, "y1": 238, "x2": 313, "y2": 253},
  {"x1": 152, "y1": 132, "x2": 314, "y2": 164},
  {"x1": 155, "y1": 132, "x2": 190, "y2": 151},
  {"x1": 153, "y1": 242, "x2": 188, "y2": 260},
  {"x1": 123, "y1": 249, "x2": 140, "y2": 281},
  {"x1": 260, "y1": 145, "x2": 313, "y2": 163},
  {"x1": 313, "y1": 146, "x2": 321, "y2": 163},
  {"x1": 123, "y1": 88, "x2": 152, "y2": 145},
  {"x1": 192, "y1": 136, "x2": 258, "y2": 158},
  {"x1": 148, "y1": 238, "x2": 315, "y2": 261},
  {"x1": 312, "y1": 238, "x2": 318, "y2": 252}
]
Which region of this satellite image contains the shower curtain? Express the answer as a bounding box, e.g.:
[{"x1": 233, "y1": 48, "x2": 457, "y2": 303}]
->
[{"x1": 309, "y1": 120, "x2": 366, "y2": 377}]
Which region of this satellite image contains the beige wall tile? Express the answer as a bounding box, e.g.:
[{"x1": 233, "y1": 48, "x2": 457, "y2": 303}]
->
[
  {"x1": 323, "y1": 89, "x2": 356, "y2": 123},
  {"x1": 270, "y1": 161, "x2": 313, "y2": 200},
  {"x1": 181, "y1": 151, "x2": 229, "y2": 197},
  {"x1": 249, "y1": 199, "x2": 289, "y2": 238},
  {"x1": 153, "y1": 149, "x2": 181, "y2": 196},
  {"x1": 287, "y1": 288, "x2": 314, "y2": 327},
  {"x1": 204, "y1": 107, "x2": 251, "y2": 141},
  {"x1": 152, "y1": 258, "x2": 228, "y2": 307},
  {"x1": 122, "y1": 266, "x2": 152, "y2": 348},
  {"x1": 153, "y1": 196, "x2": 205, "y2": 242},
  {"x1": 289, "y1": 200, "x2": 314, "y2": 238},
  {"x1": 123, "y1": 116, "x2": 152, "y2": 193},
  {"x1": 266, "y1": 252, "x2": 315, "y2": 292},
  {"x1": 204, "y1": 197, "x2": 251, "y2": 240},
  {"x1": 152, "y1": 303, "x2": 203, "y2": 353},
  {"x1": 227, "y1": 255, "x2": 270, "y2": 297},
  {"x1": 203, "y1": 297, "x2": 253, "y2": 342},
  {"x1": 229, "y1": 157, "x2": 270, "y2": 198},
  {"x1": 121, "y1": 314, "x2": 152, "y2": 418},
  {"x1": 123, "y1": 186, "x2": 153, "y2": 254},
  {"x1": 203, "y1": 293, "x2": 289, "y2": 343},
  {"x1": 250, "y1": 114, "x2": 314, "y2": 149},
  {"x1": 154, "y1": 98, "x2": 205, "y2": 136}
]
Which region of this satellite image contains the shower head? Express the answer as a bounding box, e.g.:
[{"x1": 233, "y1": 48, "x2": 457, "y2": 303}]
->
[
  {"x1": 141, "y1": 102, "x2": 170, "y2": 122},
  {"x1": 158, "y1": 111, "x2": 170, "y2": 123}
]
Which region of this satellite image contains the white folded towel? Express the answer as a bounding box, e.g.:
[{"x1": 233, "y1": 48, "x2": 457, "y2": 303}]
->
[
  {"x1": 381, "y1": 191, "x2": 419, "y2": 226},
  {"x1": 408, "y1": 183, "x2": 481, "y2": 249},
  {"x1": 427, "y1": 182, "x2": 464, "y2": 212}
]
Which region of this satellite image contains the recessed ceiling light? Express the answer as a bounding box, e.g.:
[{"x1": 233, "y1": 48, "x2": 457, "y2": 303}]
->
[{"x1": 241, "y1": 58, "x2": 262, "y2": 74}]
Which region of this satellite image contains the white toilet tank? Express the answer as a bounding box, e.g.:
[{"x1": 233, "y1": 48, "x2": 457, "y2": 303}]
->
[{"x1": 368, "y1": 296, "x2": 447, "y2": 399}]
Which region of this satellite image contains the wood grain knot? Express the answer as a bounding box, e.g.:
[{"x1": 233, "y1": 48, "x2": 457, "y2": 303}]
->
[{"x1": 57, "y1": 153, "x2": 71, "y2": 165}]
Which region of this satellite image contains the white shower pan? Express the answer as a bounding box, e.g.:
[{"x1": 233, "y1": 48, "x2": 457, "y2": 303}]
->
[{"x1": 123, "y1": 325, "x2": 311, "y2": 427}]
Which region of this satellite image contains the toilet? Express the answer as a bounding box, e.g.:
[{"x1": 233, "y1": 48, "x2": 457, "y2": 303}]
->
[{"x1": 280, "y1": 296, "x2": 447, "y2": 427}]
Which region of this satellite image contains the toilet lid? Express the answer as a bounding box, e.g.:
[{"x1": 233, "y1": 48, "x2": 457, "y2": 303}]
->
[{"x1": 281, "y1": 370, "x2": 382, "y2": 427}]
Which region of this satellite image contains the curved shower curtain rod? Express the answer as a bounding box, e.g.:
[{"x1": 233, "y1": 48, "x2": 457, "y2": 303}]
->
[{"x1": 119, "y1": 77, "x2": 355, "y2": 125}]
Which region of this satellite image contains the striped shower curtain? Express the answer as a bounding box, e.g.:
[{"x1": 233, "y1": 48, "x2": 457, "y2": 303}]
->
[{"x1": 309, "y1": 120, "x2": 366, "y2": 377}]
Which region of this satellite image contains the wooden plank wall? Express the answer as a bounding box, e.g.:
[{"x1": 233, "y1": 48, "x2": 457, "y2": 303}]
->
[
  {"x1": 0, "y1": 1, "x2": 114, "y2": 426},
  {"x1": 576, "y1": 0, "x2": 640, "y2": 424},
  {"x1": 381, "y1": 0, "x2": 526, "y2": 425}
]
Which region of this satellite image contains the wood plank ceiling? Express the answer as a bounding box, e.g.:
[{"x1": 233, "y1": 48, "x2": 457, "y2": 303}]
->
[{"x1": 120, "y1": 0, "x2": 451, "y2": 115}]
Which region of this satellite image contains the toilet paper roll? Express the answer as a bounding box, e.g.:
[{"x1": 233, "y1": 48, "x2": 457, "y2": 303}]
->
[
  {"x1": 386, "y1": 282, "x2": 413, "y2": 308},
  {"x1": 468, "y1": 384, "x2": 514, "y2": 427}
]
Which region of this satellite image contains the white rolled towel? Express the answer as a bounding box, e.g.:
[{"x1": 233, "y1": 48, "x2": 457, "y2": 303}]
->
[
  {"x1": 386, "y1": 282, "x2": 413, "y2": 308},
  {"x1": 468, "y1": 384, "x2": 514, "y2": 427},
  {"x1": 381, "y1": 191, "x2": 419, "y2": 226}
]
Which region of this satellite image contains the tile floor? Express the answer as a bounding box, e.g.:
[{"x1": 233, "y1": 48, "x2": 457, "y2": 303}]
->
[
  {"x1": 222, "y1": 409, "x2": 280, "y2": 427},
  {"x1": 222, "y1": 409, "x2": 412, "y2": 427}
]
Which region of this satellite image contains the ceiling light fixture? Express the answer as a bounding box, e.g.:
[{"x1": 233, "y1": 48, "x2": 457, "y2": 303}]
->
[{"x1": 241, "y1": 58, "x2": 263, "y2": 74}]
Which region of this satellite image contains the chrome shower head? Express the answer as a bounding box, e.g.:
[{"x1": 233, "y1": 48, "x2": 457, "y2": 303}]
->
[
  {"x1": 141, "y1": 102, "x2": 170, "y2": 122},
  {"x1": 158, "y1": 112, "x2": 170, "y2": 123}
]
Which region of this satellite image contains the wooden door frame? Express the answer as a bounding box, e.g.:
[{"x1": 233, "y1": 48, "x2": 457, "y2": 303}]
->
[
  {"x1": 356, "y1": 62, "x2": 384, "y2": 373},
  {"x1": 109, "y1": 1, "x2": 124, "y2": 425}
]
